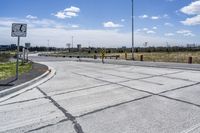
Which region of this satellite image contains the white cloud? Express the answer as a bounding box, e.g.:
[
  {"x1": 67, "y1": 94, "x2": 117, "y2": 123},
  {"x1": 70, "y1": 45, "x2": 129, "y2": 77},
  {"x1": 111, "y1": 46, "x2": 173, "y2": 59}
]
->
[
  {"x1": 146, "y1": 30, "x2": 156, "y2": 34},
  {"x1": 139, "y1": 14, "x2": 168, "y2": 20},
  {"x1": 103, "y1": 21, "x2": 123, "y2": 28},
  {"x1": 152, "y1": 26, "x2": 157, "y2": 30},
  {"x1": 151, "y1": 16, "x2": 160, "y2": 20},
  {"x1": 136, "y1": 28, "x2": 156, "y2": 34},
  {"x1": 135, "y1": 29, "x2": 141, "y2": 33},
  {"x1": 0, "y1": 17, "x2": 79, "y2": 29},
  {"x1": 54, "y1": 12, "x2": 67, "y2": 19},
  {"x1": 180, "y1": 1, "x2": 200, "y2": 15},
  {"x1": 163, "y1": 14, "x2": 170, "y2": 18},
  {"x1": 66, "y1": 12, "x2": 77, "y2": 17},
  {"x1": 121, "y1": 19, "x2": 125, "y2": 22},
  {"x1": 164, "y1": 22, "x2": 174, "y2": 27},
  {"x1": 180, "y1": 1, "x2": 200, "y2": 25},
  {"x1": 142, "y1": 28, "x2": 148, "y2": 31},
  {"x1": 139, "y1": 15, "x2": 148, "y2": 19},
  {"x1": 71, "y1": 25, "x2": 79, "y2": 28},
  {"x1": 165, "y1": 33, "x2": 174, "y2": 36},
  {"x1": 26, "y1": 15, "x2": 38, "y2": 19},
  {"x1": 64, "y1": 6, "x2": 80, "y2": 13},
  {"x1": 177, "y1": 30, "x2": 195, "y2": 37},
  {"x1": 53, "y1": 6, "x2": 80, "y2": 19},
  {"x1": 183, "y1": 32, "x2": 195, "y2": 37},
  {"x1": 0, "y1": 18, "x2": 17, "y2": 27},
  {"x1": 177, "y1": 30, "x2": 191, "y2": 34},
  {"x1": 181, "y1": 15, "x2": 200, "y2": 26}
]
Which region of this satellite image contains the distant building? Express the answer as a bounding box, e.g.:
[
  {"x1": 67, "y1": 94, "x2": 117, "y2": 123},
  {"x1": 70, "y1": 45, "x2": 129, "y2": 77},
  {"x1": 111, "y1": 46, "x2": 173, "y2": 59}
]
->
[
  {"x1": 10, "y1": 44, "x2": 17, "y2": 50},
  {"x1": 187, "y1": 44, "x2": 196, "y2": 48},
  {"x1": 0, "y1": 44, "x2": 17, "y2": 51},
  {"x1": 0, "y1": 45, "x2": 10, "y2": 51}
]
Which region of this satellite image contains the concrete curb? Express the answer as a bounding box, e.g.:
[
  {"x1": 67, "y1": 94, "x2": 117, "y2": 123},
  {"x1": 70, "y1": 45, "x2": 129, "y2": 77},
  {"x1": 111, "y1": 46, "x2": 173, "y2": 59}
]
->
[{"x1": 0, "y1": 66, "x2": 56, "y2": 100}]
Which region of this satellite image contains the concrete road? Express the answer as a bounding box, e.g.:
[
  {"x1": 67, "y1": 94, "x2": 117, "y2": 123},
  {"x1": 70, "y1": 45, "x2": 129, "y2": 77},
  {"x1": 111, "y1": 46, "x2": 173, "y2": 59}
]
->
[{"x1": 1, "y1": 56, "x2": 200, "y2": 133}]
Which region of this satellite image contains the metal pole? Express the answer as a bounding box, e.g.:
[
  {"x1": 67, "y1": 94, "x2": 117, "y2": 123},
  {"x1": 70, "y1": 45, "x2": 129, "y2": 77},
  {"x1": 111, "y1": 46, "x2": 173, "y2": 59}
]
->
[
  {"x1": 131, "y1": 0, "x2": 134, "y2": 60},
  {"x1": 47, "y1": 40, "x2": 49, "y2": 53},
  {"x1": 16, "y1": 36, "x2": 20, "y2": 80},
  {"x1": 72, "y1": 36, "x2": 74, "y2": 48}
]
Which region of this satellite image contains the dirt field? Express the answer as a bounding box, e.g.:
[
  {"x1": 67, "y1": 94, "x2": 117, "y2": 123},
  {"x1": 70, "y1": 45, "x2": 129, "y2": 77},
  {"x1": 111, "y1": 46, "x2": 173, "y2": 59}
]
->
[{"x1": 107, "y1": 51, "x2": 200, "y2": 64}]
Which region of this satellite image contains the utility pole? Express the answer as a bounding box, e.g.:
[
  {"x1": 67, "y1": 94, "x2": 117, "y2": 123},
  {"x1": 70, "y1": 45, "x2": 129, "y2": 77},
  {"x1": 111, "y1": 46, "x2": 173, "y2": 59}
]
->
[
  {"x1": 72, "y1": 36, "x2": 74, "y2": 48},
  {"x1": 131, "y1": 0, "x2": 135, "y2": 60},
  {"x1": 47, "y1": 40, "x2": 50, "y2": 53}
]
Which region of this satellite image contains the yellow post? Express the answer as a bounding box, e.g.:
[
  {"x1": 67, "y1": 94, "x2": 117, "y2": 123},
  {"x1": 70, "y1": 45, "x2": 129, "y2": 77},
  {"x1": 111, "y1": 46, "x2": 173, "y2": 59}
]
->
[
  {"x1": 125, "y1": 52, "x2": 128, "y2": 60},
  {"x1": 101, "y1": 49, "x2": 105, "y2": 63}
]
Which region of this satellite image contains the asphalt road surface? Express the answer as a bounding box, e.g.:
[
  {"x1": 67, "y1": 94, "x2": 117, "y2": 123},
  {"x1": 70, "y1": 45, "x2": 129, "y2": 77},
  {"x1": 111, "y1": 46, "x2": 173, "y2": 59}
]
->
[{"x1": 1, "y1": 55, "x2": 200, "y2": 133}]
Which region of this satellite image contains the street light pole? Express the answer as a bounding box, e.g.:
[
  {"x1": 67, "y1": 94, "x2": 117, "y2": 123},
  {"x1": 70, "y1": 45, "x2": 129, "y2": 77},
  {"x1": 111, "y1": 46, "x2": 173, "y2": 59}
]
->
[
  {"x1": 47, "y1": 40, "x2": 49, "y2": 53},
  {"x1": 72, "y1": 36, "x2": 74, "y2": 48},
  {"x1": 131, "y1": 0, "x2": 135, "y2": 60}
]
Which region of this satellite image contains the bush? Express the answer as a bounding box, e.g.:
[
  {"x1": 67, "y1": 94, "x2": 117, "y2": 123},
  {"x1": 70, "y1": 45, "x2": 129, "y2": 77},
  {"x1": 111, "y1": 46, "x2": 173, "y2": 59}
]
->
[{"x1": 0, "y1": 53, "x2": 11, "y2": 62}]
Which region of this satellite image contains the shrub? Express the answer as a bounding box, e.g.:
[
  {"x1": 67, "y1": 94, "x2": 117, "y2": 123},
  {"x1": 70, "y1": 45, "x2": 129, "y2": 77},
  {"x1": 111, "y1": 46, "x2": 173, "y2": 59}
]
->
[{"x1": 0, "y1": 53, "x2": 11, "y2": 62}]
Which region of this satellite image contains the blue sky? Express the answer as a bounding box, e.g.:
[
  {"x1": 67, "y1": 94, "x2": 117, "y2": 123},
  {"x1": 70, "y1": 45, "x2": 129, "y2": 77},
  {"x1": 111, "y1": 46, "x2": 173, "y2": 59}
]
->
[{"x1": 0, "y1": 0, "x2": 200, "y2": 47}]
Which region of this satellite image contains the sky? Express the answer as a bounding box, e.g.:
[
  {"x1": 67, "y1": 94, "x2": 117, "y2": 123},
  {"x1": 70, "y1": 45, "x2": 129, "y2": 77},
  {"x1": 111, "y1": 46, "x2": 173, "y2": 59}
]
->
[{"x1": 0, "y1": 0, "x2": 200, "y2": 48}]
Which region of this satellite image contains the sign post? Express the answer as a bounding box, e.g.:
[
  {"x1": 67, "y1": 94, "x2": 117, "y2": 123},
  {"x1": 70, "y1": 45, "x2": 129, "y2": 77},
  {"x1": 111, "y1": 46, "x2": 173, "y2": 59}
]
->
[
  {"x1": 25, "y1": 43, "x2": 31, "y2": 61},
  {"x1": 11, "y1": 23, "x2": 27, "y2": 80}
]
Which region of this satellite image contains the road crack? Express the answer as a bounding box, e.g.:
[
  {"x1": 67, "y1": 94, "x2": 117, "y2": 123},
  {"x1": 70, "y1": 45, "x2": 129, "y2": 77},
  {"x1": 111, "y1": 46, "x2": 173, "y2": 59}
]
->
[{"x1": 36, "y1": 87, "x2": 84, "y2": 133}]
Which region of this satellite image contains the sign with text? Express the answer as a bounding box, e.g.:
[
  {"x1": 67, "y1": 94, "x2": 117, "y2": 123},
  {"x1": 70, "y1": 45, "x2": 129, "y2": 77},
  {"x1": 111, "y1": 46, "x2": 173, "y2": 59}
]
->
[{"x1": 11, "y1": 23, "x2": 27, "y2": 37}]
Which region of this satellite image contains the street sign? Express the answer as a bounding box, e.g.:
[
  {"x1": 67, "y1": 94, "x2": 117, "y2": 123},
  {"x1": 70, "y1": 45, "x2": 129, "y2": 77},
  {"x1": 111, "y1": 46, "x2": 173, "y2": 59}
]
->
[
  {"x1": 11, "y1": 23, "x2": 27, "y2": 37},
  {"x1": 25, "y1": 43, "x2": 31, "y2": 48},
  {"x1": 11, "y1": 23, "x2": 27, "y2": 80}
]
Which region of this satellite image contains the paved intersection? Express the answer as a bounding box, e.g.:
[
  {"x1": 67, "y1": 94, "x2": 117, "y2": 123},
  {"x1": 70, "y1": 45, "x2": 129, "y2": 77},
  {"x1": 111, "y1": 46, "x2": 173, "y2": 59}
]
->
[{"x1": 1, "y1": 56, "x2": 200, "y2": 133}]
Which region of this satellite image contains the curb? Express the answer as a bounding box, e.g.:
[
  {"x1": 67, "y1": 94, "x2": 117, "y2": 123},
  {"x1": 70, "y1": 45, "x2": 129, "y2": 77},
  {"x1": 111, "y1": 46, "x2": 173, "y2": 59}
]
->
[{"x1": 0, "y1": 66, "x2": 56, "y2": 99}]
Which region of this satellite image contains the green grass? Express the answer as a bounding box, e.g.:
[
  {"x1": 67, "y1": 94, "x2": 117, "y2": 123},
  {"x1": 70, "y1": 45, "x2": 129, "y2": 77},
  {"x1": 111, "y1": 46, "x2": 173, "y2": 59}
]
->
[{"x1": 0, "y1": 62, "x2": 32, "y2": 80}]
